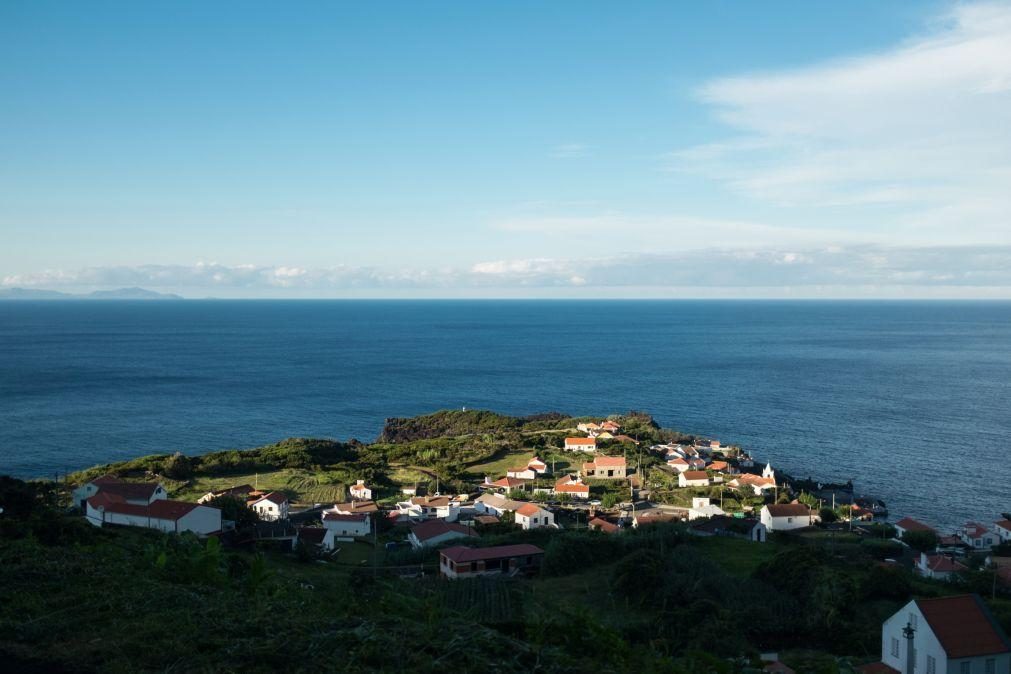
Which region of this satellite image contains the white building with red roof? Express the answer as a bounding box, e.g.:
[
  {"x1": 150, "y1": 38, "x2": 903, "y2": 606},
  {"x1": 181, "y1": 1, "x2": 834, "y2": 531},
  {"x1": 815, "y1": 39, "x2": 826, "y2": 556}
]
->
[
  {"x1": 439, "y1": 544, "x2": 544, "y2": 579},
  {"x1": 916, "y1": 552, "x2": 969, "y2": 581},
  {"x1": 250, "y1": 491, "x2": 289, "y2": 521},
  {"x1": 553, "y1": 475, "x2": 590, "y2": 500},
  {"x1": 876, "y1": 595, "x2": 1011, "y2": 674},
  {"x1": 996, "y1": 519, "x2": 1011, "y2": 545},
  {"x1": 73, "y1": 476, "x2": 167, "y2": 511},
  {"x1": 679, "y1": 471, "x2": 710, "y2": 488},
  {"x1": 760, "y1": 503, "x2": 816, "y2": 531},
  {"x1": 407, "y1": 519, "x2": 476, "y2": 549},
  {"x1": 86, "y1": 492, "x2": 221, "y2": 536},
  {"x1": 514, "y1": 503, "x2": 555, "y2": 530},
  {"x1": 582, "y1": 455, "x2": 627, "y2": 479},
  {"x1": 349, "y1": 480, "x2": 372, "y2": 500},
  {"x1": 565, "y1": 437, "x2": 597, "y2": 452},
  {"x1": 321, "y1": 510, "x2": 371, "y2": 547},
  {"x1": 958, "y1": 522, "x2": 997, "y2": 550}
]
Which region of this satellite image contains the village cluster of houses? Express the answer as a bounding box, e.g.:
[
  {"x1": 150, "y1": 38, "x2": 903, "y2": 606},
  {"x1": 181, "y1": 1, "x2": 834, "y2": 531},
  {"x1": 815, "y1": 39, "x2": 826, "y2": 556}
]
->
[
  {"x1": 69, "y1": 418, "x2": 828, "y2": 579},
  {"x1": 893, "y1": 515, "x2": 1011, "y2": 588}
]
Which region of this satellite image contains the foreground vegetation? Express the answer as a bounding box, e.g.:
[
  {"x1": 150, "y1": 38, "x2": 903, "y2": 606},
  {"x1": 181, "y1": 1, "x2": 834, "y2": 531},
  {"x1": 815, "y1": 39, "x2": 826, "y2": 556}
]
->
[{"x1": 3, "y1": 474, "x2": 1010, "y2": 673}]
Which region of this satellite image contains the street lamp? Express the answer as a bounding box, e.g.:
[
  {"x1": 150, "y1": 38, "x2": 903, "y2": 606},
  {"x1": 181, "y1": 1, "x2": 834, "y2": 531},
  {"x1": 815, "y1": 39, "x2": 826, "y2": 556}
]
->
[{"x1": 902, "y1": 621, "x2": 916, "y2": 674}]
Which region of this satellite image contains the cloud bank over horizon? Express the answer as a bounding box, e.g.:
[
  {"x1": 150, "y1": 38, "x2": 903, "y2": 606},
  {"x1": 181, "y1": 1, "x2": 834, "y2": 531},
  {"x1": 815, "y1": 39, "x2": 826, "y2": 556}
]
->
[{"x1": 6, "y1": 245, "x2": 1011, "y2": 298}]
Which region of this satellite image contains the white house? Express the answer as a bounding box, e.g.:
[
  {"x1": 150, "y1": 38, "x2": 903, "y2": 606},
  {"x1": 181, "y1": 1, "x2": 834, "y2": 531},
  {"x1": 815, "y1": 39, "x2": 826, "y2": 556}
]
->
[
  {"x1": 249, "y1": 492, "x2": 289, "y2": 521},
  {"x1": 996, "y1": 519, "x2": 1011, "y2": 545},
  {"x1": 727, "y1": 473, "x2": 777, "y2": 496},
  {"x1": 349, "y1": 480, "x2": 372, "y2": 500},
  {"x1": 408, "y1": 519, "x2": 476, "y2": 549},
  {"x1": 86, "y1": 492, "x2": 221, "y2": 536},
  {"x1": 474, "y1": 492, "x2": 524, "y2": 517},
  {"x1": 565, "y1": 437, "x2": 597, "y2": 452},
  {"x1": 576, "y1": 422, "x2": 600, "y2": 433},
  {"x1": 553, "y1": 475, "x2": 590, "y2": 500},
  {"x1": 321, "y1": 511, "x2": 371, "y2": 548},
  {"x1": 688, "y1": 497, "x2": 726, "y2": 521},
  {"x1": 917, "y1": 552, "x2": 968, "y2": 581},
  {"x1": 506, "y1": 466, "x2": 537, "y2": 480},
  {"x1": 876, "y1": 595, "x2": 1011, "y2": 674},
  {"x1": 196, "y1": 484, "x2": 254, "y2": 504},
  {"x1": 73, "y1": 476, "x2": 167, "y2": 511},
  {"x1": 394, "y1": 495, "x2": 460, "y2": 521},
  {"x1": 679, "y1": 471, "x2": 710, "y2": 488},
  {"x1": 515, "y1": 503, "x2": 555, "y2": 530},
  {"x1": 959, "y1": 522, "x2": 998, "y2": 550},
  {"x1": 760, "y1": 504, "x2": 815, "y2": 531},
  {"x1": 526, "y1": 457, "x2": 549, "y2": 474}
]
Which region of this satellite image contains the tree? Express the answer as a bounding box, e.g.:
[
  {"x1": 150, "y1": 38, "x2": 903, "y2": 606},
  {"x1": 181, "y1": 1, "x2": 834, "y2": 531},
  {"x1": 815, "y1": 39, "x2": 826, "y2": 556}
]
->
[
  {"x1": 208, "y1": 495, "x2": 259, "y2": 529},
  {"x1": 902, "y1": 530, "x2": 939, "y2": 552},
  {"x1": 819, "y1": 507, "x2": 838, "y2": 524},
  {"x1": 601, "y1": 492, "x2": 621, "y2": 509}
]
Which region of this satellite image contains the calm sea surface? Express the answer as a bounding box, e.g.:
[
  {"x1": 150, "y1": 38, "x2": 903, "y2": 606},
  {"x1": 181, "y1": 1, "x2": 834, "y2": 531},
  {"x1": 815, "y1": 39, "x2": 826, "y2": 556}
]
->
[{"x1": 1, "y1": 300, "x2": 1008, "y2": 530}]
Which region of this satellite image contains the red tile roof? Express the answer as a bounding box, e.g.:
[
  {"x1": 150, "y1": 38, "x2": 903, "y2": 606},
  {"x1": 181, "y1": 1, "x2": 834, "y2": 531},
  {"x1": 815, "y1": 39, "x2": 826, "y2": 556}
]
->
[
  {"x1": 894, "y1": 516, "x2": 935, "y2": 533},
  {"x1": 410, "y1": 519, "x2": 475, "y2": 542},
  {"x1": 322, "y1": 512, "x2": 369, "y2": 523},
  {"x1": 916, "y1": 595, "x2": 1011, "y2": 658},
  {"x1": 922, "y1": 554, "x2": 968, "y2": 573},
  {"x1": 440, "y1": 544, "x2": 544, "y2": 563},
  {"x1": 856, "y1": 664, "x2": 899, "y2": 674},
  {"x1": 681, "y1": 471, "x2": 709, "y2": 481},
  {"x1": 593, "y1": 455, "x2": 626, "y2": 467},
  {"x1": 91, "y1": 477, "x2": 163, "y2": 501},
  {"x1": 490, "y1": 476, "x2": 529, "y2": 488},
  {"x1": 252, "y1": 491, "x2": 288, "y2": 505},
  {"x1": 588, "y1": 517, "x2": 619, "y2": 533},
  {"x1": 996, "y1": 519, "x2": 1011, "y2": 532},
  {"x1": 764, "y1": 504, "x2": 812, "y2": 518},
  {"x1": 565, "y1": 437, "x2": 596, "y2": 445},
  {"x1": 516, "y1": 503, "x2": 542, "y2": 517},
  {"x1": 88, "y1": 494, "x2": 205, "y2": 521}
]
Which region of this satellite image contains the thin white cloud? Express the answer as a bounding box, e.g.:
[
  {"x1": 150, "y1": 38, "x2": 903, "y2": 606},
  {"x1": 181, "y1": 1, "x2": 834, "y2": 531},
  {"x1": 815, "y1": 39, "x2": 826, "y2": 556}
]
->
[
  {"x1": 6, "y1": 246, "x2": 1011, "y2": 295},
  {"x1": 548, "y1": 143, "x2": 590, "y2": 158},
  {"x1": 673, "y1": 1, "x2": 1011, "y2": 244}
]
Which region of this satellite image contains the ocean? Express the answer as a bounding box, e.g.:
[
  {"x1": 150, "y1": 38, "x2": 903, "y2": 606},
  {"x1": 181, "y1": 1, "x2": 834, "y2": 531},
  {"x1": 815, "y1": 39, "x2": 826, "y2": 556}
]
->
[{"x1": 1, "y1": 299, "x2": 1008, "y2": 530}]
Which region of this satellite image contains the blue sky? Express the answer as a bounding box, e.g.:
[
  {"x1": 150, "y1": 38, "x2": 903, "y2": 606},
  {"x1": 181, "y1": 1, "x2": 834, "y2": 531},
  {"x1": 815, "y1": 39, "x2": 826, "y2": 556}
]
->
[{"x1": 3, "y1": 1, "x2": 1010, "y2": 297}]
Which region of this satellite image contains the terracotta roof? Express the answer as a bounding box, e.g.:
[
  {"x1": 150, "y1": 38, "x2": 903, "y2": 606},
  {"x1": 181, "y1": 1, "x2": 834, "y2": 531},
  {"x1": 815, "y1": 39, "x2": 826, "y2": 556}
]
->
[
  {"x1": 334, "y1": 500, "x2": 378, "y2": 513},
  {"x1": 410, "y1": 519, "x2": 475, "y2": 542},
  {"x1": 554, "y1": 476, "x2": 589, "y2": 493},
  {"x1": 88, "y1": 494, "x2": 206, "y2": 521},
  {"x1": 894, "y1": 516, "x2": 935, "y2": 533},
  {"x1": 669, "y1": 458, "x2": 688, "y2": 465},
  {"x1": 527, "y1": 457, "x2": 547, "y2": 468},
  {"x1": 90, "y1": 477, "x2": 163, "y2": 501},
  {"x1": 516, "y1": 503, "x2": 542, "y2": 517},
  {"x1": 681, "y1": 471, "x2": 709, "y2": 480},
  {"x1": 440, "y1": 544, "x2": 543, "y2": 563},
  {"x1": 996, "y1": 519, "x2": 1011, "y2": 532},
  {"x1": 490, "y1": 476, "x2": 529, "y2": 488},
  {"x1": 709, "y1": 461, "x2": 729, "y2": 471},
  {"x1": 856, "y1": 664, "x2": 899, "y2": 674},
  {"x1": 593, "y1": 455, "x2": 626, "y2": 467},
  {"x1": 410, "y1": 496, "x2": 451, "y2": 507},
  {"x1": 322, "y1": 511, "x2": 369, "y2": 523},
  {"x1": 962, "y1": 522, "x2": 991, "y2": 539},
  {"x1": 922, "y1": 554, "x2": 968, "y2": 573},
  {"x1": 565, "y1": 437, "x2": 596, "y2": 445},
  {"x1": 474, "y1": 515, "x2": 500, "y2": 525},
  {"x1": 764, "y1": 504, "x2": 812, "y2": 518},
  {"x1": 252, "y1": 491, "x2": 288, "y2": 506},
  {"x1": 916, "y1": 594, "x2": 1011, "y2": 658},
  {"x1": 588, "y1": 517, "x2": 619, "y2": 533}
]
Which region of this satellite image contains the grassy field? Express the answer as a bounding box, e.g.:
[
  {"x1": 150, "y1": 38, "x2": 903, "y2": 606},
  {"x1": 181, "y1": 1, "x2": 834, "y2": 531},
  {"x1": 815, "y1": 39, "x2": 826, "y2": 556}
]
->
[
  {"x1": 170, "y1": 469, "x2": 347, "y2": 505},
  {"x1": 466, "y1": 449, "x2": 576, "y2": 477}
]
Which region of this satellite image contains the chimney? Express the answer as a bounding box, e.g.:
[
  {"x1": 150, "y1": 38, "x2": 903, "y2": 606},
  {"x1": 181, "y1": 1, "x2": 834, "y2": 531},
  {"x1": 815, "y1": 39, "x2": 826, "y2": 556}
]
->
[{"x1": 902, "y1": 621, "x2": 915, "y2": 674}]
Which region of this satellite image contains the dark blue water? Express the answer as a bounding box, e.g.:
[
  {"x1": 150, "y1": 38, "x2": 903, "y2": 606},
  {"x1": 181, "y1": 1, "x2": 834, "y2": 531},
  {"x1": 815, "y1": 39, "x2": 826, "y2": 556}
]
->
[{"x1": 1, "y1": 300, "x2": 1009, "y2": 530}]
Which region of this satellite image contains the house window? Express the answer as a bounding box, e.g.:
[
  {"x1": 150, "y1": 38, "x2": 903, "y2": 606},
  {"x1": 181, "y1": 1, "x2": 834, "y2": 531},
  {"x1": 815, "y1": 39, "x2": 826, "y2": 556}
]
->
[
  {"x1": 787, "y1": 517, "x2": 793, "y2": 523},
  {"x1": 891, "y1": 637, "x2": 900, "y2": 658},
  {"x1": 927, "y1": 655, "x2": 936, "y2": 674},
  {"x1": 960, "y1": 662, "x2": 970, "y2": 674},
  {"x1": 984, "y1": 658, "x2": 995, "y2": 674},
  {"x1": 909, "y1": 612, "x2": 918, "y2": 630}
]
